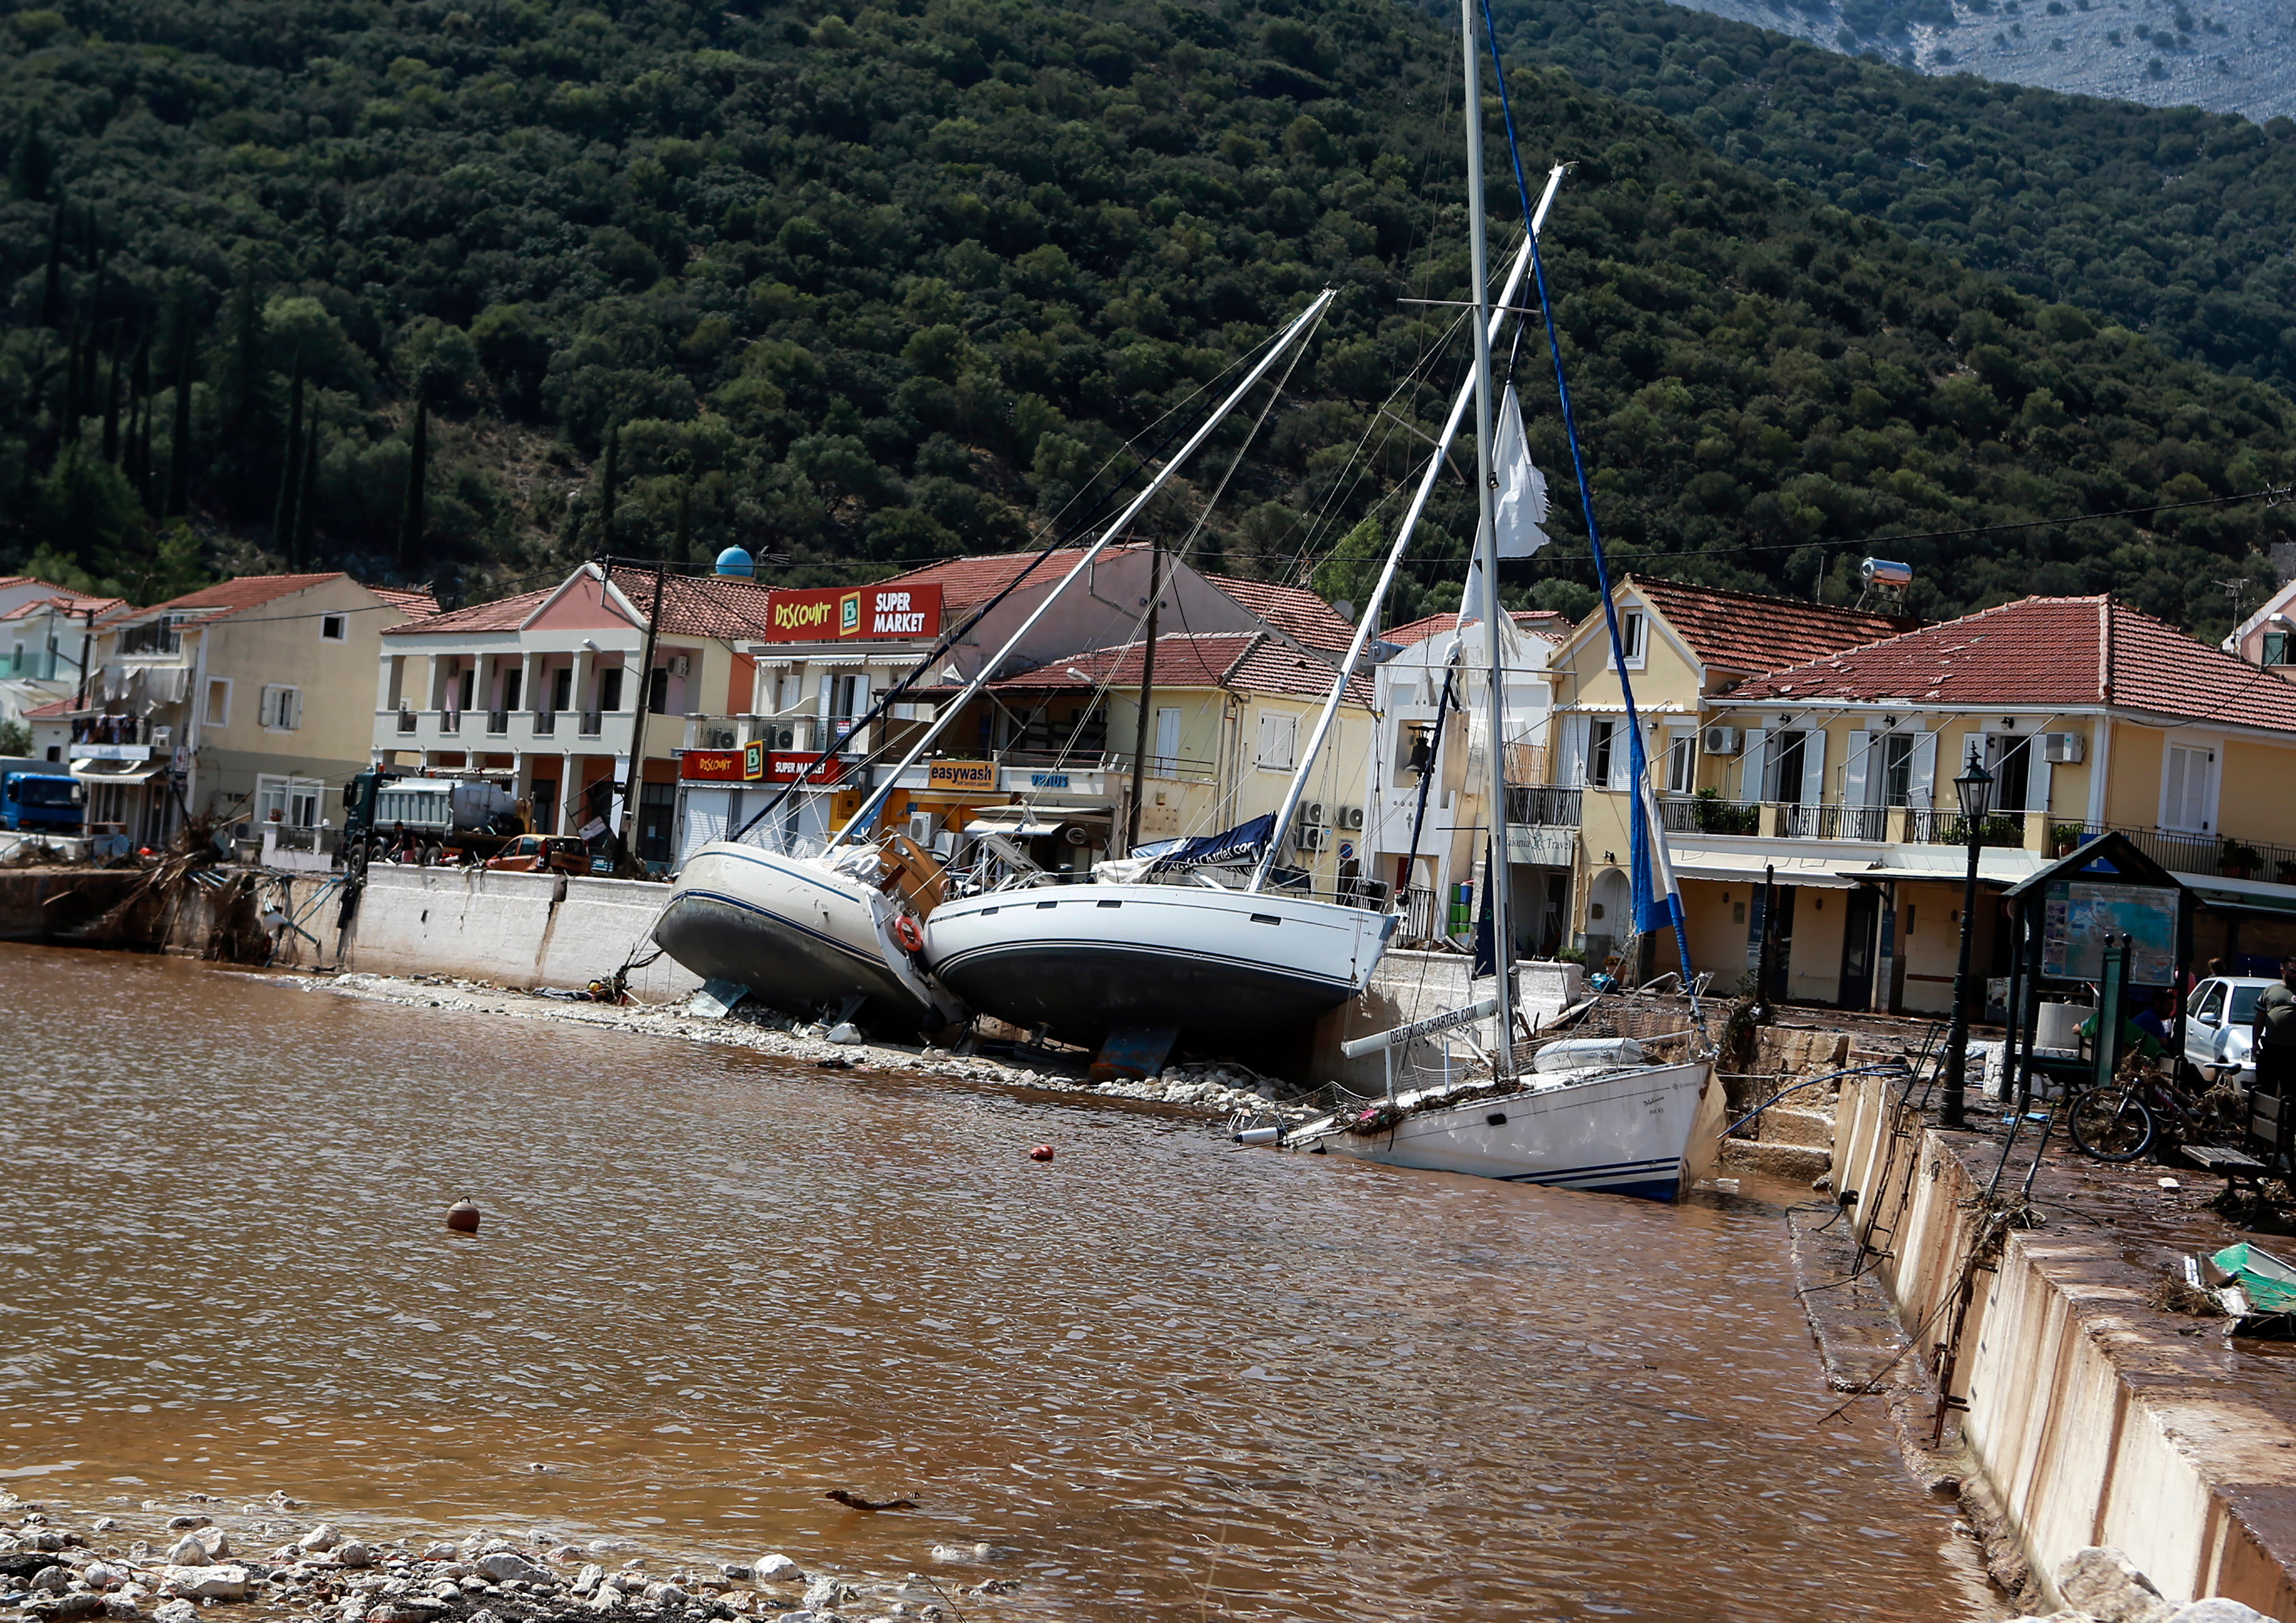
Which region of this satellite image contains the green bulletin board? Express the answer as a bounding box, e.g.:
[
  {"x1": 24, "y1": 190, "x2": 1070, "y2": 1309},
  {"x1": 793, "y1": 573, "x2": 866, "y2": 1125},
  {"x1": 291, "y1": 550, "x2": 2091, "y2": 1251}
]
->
[{"x1": 2040, "y1": 879, "x2": 2179, "y2": 987}]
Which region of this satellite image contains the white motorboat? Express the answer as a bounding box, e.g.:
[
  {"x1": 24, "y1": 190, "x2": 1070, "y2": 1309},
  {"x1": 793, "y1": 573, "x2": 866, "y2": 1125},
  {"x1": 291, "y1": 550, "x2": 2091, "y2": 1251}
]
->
[
  {"x1": 1282, "y1": 1055, "x2": 1725, "y2": 1202},
  {"x1": 652, "y1": 841, "x2": 954, "y2": 1031},
  {"x1": 924, "y1": 880, "x2": 1395, "y2": 1051}
]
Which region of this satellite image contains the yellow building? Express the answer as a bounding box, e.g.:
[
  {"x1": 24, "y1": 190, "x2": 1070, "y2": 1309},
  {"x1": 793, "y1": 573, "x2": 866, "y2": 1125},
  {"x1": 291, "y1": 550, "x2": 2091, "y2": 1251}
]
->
[
  {"x1": 1540, "y1": 576, "x2": 1916, "y2": 977},
  {"x1": 1639, "y1": 592, "x2": 2296, "y2": 1011}
]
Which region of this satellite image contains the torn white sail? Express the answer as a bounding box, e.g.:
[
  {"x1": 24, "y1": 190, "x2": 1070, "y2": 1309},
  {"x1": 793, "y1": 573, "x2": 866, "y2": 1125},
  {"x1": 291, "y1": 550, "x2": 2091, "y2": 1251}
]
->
[{"x1": 1491, "y1": 384, "x2": 1551, "y2": 558}]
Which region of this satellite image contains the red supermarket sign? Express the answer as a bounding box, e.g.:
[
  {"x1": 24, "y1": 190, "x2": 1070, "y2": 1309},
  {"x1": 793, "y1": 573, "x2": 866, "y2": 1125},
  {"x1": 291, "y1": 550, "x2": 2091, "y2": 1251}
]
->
[
  {"x1": 681, "y1": 743, "x2": 766, "y2": 782},
  {"x1": 764, "y1": 751, "x2": 849, "y2": 785},
  {"x1": 762, "y1": 584, "x2": 942, "y2": 642}
]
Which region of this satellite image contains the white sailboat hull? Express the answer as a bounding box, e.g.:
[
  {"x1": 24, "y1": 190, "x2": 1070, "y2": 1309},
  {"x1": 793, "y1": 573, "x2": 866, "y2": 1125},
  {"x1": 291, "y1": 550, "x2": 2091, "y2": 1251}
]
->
[
  {"x1": 1287, "y1": 1060, "x2": 1724, "y2": 1202},
  {"x1": 923, "y1": 883, "x2": 1395, "y2": 1050},
  {"x1": 653, "y1": 841, "x2": 955, "y2": 1032}
]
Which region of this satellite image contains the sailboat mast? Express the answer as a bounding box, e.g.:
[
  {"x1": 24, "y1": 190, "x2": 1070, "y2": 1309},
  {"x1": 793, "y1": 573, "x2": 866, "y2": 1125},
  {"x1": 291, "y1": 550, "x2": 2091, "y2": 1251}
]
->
[
  {"x1": 1463, "y1": 0, "x2": 1515, "y2": 1067},
  {"x1": 1124, "y1": 530, "x2": 1163, "y2": 851}
]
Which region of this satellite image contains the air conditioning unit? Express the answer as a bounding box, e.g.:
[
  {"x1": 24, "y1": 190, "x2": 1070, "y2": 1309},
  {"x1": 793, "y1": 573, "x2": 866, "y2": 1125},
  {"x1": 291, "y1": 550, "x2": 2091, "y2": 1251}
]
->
[
  {"x1": 1300, "y1": 800, "x2": 1328, "y2": 826},
  {"x1": 1337, "y1": 805, "x2": 1365, "y2": 831},
  {"x1": 2042, "y1": 732, "x2": 2085, "y2": 764},
  {"x1": 907, "y1": 813, "x2": 936, "y2": 846},
  {"x1": 1702, "y1": 725, "x2": 1742, "y2": 756},
  {"x1": 1296, "y1": 826, "x2": 1331, "y2": 852},
  {"x1": 666, "y1": 655, "x2": 692, "y2": 678}
]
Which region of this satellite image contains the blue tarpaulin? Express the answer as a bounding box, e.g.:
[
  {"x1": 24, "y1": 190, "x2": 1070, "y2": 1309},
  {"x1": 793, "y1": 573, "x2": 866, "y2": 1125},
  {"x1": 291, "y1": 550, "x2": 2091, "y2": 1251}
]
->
[{"x1": 1134, "y1": 812, "x2": 1277, "y2": 871}]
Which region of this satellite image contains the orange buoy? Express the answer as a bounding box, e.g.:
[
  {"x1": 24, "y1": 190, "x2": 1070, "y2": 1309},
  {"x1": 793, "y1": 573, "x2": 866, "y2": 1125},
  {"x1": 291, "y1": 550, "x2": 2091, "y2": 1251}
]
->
[
  {"x1": 446, "y1": 1198, "x2": 481, "y2": 1233},
  {"x1": 1029, "y1": 1145, "x2": 1054, "y2": 1162}
]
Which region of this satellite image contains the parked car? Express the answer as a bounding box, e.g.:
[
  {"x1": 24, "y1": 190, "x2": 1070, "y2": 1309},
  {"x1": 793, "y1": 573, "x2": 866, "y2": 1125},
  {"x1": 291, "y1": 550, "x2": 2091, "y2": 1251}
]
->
[
  {"x1": 2185, "y1": 976, "x2": 2275, "y2": 1086},
  {"x1": 484, "y1": 835, "x2": 589, "y2": 874}
]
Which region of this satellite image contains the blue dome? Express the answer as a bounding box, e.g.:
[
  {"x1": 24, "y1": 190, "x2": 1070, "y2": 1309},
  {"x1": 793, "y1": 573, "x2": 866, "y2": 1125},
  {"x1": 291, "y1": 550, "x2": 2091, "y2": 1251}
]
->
[{"x1": 713, "y1": 546, "x2": 755, "y2": 579}]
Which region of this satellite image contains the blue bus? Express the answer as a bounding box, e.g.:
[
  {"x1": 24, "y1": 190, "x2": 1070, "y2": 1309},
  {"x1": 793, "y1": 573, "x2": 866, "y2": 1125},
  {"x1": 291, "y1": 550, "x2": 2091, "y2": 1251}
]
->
[{"x1": 1, "y1": 771, "x2": 85, "y2": 833}]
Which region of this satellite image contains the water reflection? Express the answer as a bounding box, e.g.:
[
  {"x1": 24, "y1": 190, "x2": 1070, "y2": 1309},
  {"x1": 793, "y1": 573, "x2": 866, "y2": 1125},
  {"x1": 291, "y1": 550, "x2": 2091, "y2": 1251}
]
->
[{"x1": 0, "y1": 945, "x2": 1986, "y2": 1619}]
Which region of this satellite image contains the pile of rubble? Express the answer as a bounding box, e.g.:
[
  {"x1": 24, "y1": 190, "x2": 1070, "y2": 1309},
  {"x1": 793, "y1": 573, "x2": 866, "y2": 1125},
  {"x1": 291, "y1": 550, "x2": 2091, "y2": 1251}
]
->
[
  {"x1": 2014, "y1": 1545, "x2": 2272, "y2": 1623},
  {"x1": 2, "y1": 1498, "x2": 1013, "y2": 1623}
]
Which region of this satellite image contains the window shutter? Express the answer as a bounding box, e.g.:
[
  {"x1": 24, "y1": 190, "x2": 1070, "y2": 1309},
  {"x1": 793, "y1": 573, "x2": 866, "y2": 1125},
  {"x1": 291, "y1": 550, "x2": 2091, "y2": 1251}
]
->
[
  {"x1": 287, "y1": 689, "x2": 303, "y2": 730},
  {"x1": 1743, "y1": 728, "x2": 1768, "y2": 805},
  {"x1": 2165, "y1": 745, "x2": 2191, "y2": 830},
  {"x1": 1256, "y1": 712, "x2": 1296, "y2": 771},
  {"x1": 1909, "y1": 728, "x2": 1938, "y2": 808},
  {"x1": 1800, "y1": 727, "x2": 1827, "y2": 808},
  {"x1": 1557, "y1": 714, "x2": 1588, "y2": 786},
  {"x1": 1845, "y1": 729, "x2": 1873, "y2": 808}
]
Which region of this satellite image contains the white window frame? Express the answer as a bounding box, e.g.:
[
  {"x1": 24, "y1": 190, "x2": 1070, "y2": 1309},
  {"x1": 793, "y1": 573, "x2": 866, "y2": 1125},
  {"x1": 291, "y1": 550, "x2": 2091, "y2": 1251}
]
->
[
  {"x1": 1664, "y1": 728, "x2": 1697, "y2": 795},
  {"x1": 319, "y1": 613, "x2": 348, "y2": 643},
  {"x1": 1605, "y1": 609, "x2": 1649, "y2": 672},
  {"x1": 1255, "y1": 711, "x2": 1297, "y2": 772},
  {"x1": 203, "y1": 676, "x2": 233, "y2": 728},
  {"x1": 259, "y1": 683, "x2": 303, "y2": 733},
  {"x1": 2159, "y1": 736, "x2": 2221, "y2": 834},
  {"x1": 1590, "y1": 717, "x2": 1617, "y2": 789}
]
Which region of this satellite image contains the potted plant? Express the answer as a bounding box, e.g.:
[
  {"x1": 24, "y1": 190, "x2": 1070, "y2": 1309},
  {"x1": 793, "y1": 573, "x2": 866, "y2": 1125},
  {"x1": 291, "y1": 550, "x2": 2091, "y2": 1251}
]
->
[
  {"x1": 2221, "y1": 838, "x2": 2264, "y2": 878},
  {"x1": 2050, "y1": 823, "x2": 2087, "y2": 857}
]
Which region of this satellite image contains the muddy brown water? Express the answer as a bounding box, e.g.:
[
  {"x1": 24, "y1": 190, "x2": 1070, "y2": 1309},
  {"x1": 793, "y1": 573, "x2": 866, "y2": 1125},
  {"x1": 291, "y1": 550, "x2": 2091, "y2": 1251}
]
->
[{"x1": 0, "y1": 945, "x2": 1996, "y2": 1620}]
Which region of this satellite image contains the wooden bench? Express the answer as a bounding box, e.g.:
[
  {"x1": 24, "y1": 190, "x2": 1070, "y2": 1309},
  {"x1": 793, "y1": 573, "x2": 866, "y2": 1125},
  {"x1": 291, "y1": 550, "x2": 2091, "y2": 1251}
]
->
[{"x1": 2184, "y1": 1145, "x2": 2270, "y2": 1211}]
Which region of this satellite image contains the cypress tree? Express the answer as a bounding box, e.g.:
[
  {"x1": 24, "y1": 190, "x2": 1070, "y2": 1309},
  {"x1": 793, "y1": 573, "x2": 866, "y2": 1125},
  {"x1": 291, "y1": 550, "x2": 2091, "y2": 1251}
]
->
[
  {"x1": 39, "y1": 203, "x2": 63, "y2": 329},
  {"x1": 9, "y1": 114, "x2": 53, "y2": 202},
  {"x1": 673, "y1": 478, "x2": 691, "y2": 561},
  {"x1": 291, "y1": 414, "x2": 318, "y2": 566},
  {"x1": 597, "y1": 426, "x2": 619, "y2": 551},
  {"x1": 61, "y1": 323, "x2": 82, "y2": 433},
  {"x1": 397, "y1": 397, "x2": 428, "y2": 574},
  {"x1": 130, "y1": 328, "x2": 153, "y2": 508},
  {"x1": 101, "y1": 327, "x2": 123, "y2": 464},
  {"x1": 273, "y1": 356, "x2": 305, "y2": 547},
  {"x1": 223, "y1": 271, "x2": 262, "y2": 444},
  {"x1": 166, "y1": 295, "x2": 194, "y2": 518}
]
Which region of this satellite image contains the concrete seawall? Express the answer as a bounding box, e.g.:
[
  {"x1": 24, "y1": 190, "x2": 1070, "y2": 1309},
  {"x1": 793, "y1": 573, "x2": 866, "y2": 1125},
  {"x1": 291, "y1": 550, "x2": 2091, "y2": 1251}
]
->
[
  {"x1": 1832, "y1": 1075, "x2": 2296, "y2": 1613},
  {"x1": 336, "y1": 865, "x2": 701, "y2": 1001}
]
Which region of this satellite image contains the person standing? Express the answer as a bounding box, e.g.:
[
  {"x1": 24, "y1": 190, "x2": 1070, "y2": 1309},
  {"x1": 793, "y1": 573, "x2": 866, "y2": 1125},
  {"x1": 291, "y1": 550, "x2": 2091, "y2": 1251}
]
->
[{"x1": 2251, "y1": 956, "x2": 2296, "y2": 1165}]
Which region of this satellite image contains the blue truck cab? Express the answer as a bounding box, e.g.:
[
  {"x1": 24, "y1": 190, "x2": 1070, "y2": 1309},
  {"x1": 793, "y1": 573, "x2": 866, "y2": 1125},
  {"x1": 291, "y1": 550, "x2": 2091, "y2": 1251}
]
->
[{"x1": 1, "y1": 770, "x2": 86, "y2": 833}]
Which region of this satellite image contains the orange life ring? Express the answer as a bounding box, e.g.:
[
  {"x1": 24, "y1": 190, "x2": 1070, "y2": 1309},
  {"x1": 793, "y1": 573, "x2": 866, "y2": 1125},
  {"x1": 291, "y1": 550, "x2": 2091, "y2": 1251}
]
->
[{"x1": 891, "y1": 914, "x2": 925, "y2": 955}]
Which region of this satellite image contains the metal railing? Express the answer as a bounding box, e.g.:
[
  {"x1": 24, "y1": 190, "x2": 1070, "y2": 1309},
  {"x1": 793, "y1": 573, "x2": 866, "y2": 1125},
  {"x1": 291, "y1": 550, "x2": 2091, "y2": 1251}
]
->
[
  {"x1": 396, "y1": 709, "x2": 417, "y2": 734},
  {"x1": 579, "y1": 710, "x2": 602, "y2": 737},
  {"x1": 533, "y1": 710, "x2": 556, "y2": 736},
  {"x1": 1399, "y1": 884, "x2": 1442, "y2": 942},
  {"x1": 1662, "y1": 796, "x2": 1760, "y2": 835},
  {"x1": 1780, "y1": 803, "x2": 1887, "y2": 841},
  {"x1": 2057, "y1": 821, "x2": 2296, "y2": 884},
  {"x1": 1907, "y1": 808, "x2": 2025, "y2": 848},
  {"x1": 439, "y1": 710, "x2": 461, "y2": 735},
  {"x1": 1506, "y1": 785, "x2": 1582, "y2": 827},
  {"x1": 486, "y1": 709, "x2": 508, "y2": 736}
]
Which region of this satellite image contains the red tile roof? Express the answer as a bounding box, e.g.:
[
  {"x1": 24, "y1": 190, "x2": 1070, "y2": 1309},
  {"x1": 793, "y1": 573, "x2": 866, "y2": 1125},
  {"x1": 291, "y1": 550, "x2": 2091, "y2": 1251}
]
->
[
  {"x1": 2, "y1": 592, "x2": 125, "y2": 623},
  {"x1": 137, "y1": 573, "x2": 350, "y2": 619},
  {"x1": 1627, "y1": 576, "x2": 1917, "y2": 675},
  {"x1": 372, "y1": 586, "x2": 441, "y2": 618},
  {"x1": 387, "y1": 584, "x2": 559, "y2": 636},
  {"x1": 972, "y1": 631, "x2": 1372, "y2": 706},
  {"x1": 1724, "y1": 595, "x2": 2296, "y2": 733},
  {"x1": 20, "y1": 696, "x2": 73, "y2": 719},
  {"x1": 1201, "y1": 572, "x2": 1355, "y2": 654},
  {"x1": 1385, "y1": 609, "x2": 1572, "y2": 647}
]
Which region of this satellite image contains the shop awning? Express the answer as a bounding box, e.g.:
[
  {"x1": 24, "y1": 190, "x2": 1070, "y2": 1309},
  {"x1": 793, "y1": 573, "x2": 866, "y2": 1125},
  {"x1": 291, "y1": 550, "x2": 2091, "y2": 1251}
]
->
[
  {"x1": 966, "y1": 817, "x2": 1065, "y2": 838},
  {"x1": 2188, "y1": 877, "x2": 2296, "y2": 917},
  {"x1": 1666, "y1": 850, "x2": 1859, "y2": 890},
  {"x1": 70, "y1": 759, "x2": 164, "y2": 784}
]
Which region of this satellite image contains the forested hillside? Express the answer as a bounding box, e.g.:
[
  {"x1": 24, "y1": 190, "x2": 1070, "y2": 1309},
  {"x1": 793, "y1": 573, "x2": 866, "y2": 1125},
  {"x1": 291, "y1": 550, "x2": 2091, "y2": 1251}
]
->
[
  {"x1": 1489, "y1": 0, "x2": 2296, "y2": 400},
  {"x1": 1, "y1": 0, "x2": 2293, "y2": 636}
]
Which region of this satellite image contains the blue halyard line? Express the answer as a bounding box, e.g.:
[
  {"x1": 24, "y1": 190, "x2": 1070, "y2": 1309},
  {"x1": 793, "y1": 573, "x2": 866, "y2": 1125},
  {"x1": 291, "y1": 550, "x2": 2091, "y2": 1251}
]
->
[{"x1": 1474, "y1": 1, "x2": 1701, "y2": 1024}]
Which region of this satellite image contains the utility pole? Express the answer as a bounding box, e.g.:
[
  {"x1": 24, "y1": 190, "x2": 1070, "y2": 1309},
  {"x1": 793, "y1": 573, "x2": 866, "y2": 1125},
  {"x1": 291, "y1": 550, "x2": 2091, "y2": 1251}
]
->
[
  {"x1": 1123, "y1": 532, "x2": 1164, "y2": 852},
  {"x1": 617, "y1": 560, "x2": 666, "y2": 873}
]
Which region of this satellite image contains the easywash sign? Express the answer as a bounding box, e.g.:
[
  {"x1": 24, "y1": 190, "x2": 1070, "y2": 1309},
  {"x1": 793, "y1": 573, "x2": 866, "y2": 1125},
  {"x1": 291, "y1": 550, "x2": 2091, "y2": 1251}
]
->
[{"x1": 763, "y1": 584, "x2": 943, "y2": 642}]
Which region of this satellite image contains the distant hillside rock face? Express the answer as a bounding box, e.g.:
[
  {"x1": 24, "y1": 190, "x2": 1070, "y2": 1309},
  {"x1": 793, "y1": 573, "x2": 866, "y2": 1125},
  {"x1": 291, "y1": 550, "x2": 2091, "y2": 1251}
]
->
[{"x1": 1667, "y1": 0, "x2": 2296, "y2": 121}]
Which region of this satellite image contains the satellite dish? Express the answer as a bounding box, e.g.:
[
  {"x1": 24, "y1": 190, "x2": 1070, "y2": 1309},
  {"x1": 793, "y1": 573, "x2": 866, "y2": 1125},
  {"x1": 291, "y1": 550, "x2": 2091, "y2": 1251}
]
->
[{"x1": 1333, "y1": 600, "x2": 1356, "y2": 623}]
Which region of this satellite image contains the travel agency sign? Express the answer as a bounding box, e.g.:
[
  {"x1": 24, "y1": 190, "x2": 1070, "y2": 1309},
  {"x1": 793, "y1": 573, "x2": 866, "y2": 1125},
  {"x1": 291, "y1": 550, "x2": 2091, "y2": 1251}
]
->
[{"x1": 763, "y1": 584, "x2": 943, "y2": 641}]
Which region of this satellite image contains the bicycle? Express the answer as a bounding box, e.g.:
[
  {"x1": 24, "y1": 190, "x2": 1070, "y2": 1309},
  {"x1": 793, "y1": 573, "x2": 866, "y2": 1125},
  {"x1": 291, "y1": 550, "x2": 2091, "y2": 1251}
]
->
[{"x1": 2065, "y1": 1058, "x2": 2237, "y2": 1164}]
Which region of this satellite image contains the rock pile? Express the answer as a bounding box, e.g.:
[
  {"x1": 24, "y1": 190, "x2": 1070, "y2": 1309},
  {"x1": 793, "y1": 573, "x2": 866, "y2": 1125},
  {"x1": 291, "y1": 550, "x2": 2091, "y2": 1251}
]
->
[
  {"x1": 2009, "y1": 1545, "x2": 2273, "y2": 1623},
  {"x1": 1, "y1": 1499, "x2": 1006, "y2": 1623}
]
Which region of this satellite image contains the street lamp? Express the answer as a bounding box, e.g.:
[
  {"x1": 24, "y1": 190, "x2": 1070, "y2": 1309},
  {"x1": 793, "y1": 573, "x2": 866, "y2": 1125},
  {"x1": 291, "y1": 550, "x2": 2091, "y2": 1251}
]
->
[{"x1": 1940, "y1": 743, "x2": 1995, "y2": 1130}]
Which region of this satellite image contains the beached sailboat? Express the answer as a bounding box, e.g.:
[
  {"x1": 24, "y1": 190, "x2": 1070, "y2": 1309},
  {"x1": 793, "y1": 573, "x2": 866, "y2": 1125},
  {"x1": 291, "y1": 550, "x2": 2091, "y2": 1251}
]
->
[
  {"x1": 918, "y1": 198, "x2": 1566, "y2": 1054},
  {"x1": 1275, "y1": 0, "x2": 1722, "y2": 1200},
  {"x1": 650, "y1": 293, "x2": 1337, "y2": 1032}
]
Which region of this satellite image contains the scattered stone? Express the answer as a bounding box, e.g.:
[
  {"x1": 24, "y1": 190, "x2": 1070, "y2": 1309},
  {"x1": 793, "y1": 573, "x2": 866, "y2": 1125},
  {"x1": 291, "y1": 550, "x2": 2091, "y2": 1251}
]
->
[
  {"x1": 2170, "y1": 1604, "x2": 2276, "y2": 1623},
  {"x1": 160, "y1": 1565, "x2": 250, "y2": 1602},
  {"x1": 718, "y1": 1564, "x2": 752, "y2": 1583},
  {"x1": 152, "y1": 1602, "x2": 198, "y2": 1623},
  {"x1": 163, "y1": 1518, "x2": 211, "y2": 1534},
  {"x1": 754, "y1": 1556, "x2": 803, "y2": 1584},
  {"x1": 475, "y1": 1552, "x2": 543, "y2": 1585},
  {"x1": 420, "y1": 1544, "x2": 458, "y2": 1563},
  {"x1": 824, "y1": 1023, "x2": 864, "y2": 1045},
  {"x1": 81, "y1": 1563, "x2": 126, "y2": 1590},
  {"x1": 2057, "y1": 1547, "x2": 2172, "y2": 1623},
  {"x1": 101, "y1": 1595, "x2": 141, "y2": 1619},
  {"x1": 301, "y1": 1526, "x2": 343, "y2": 1555},
  {"x1": 162, "y1": 1538, "x2": 209, "y2": 1569},
  {"x1": 32, "y1": 1564, "x2": 72, "y2": 1593},
  {"x1": 89, "y1": 1521, "x2": 118, "y2": 1537},
  {"x1": 802, "y1": 1577, "x2": 854, "y2": 1611},
  {"x1": 336, "y1": 1542, "x2": 373, "y2": 1570},
  {"x1": 26, "y1": 1592, "x2": 106, "y2": 1621}
]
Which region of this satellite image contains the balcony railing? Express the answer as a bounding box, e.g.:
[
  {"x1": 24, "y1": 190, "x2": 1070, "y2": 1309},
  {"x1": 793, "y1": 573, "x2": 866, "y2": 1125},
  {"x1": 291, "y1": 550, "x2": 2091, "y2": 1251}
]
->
[
  {"x1": 533, "y1": 710, "x2": 556, "y2": 736},
  {"x1": 1506, "y1": 785, "x2": 1582, "y2": 827},
  {"x1": 440, "y1": 710, "x2": 461, "y2": 736},
  {"x1": 1780, "y1": 803, "x2": 1888, "y2": 841},
  {"x1": 2056, "y1": 821, "x2": 2296, "y2": 884},
  {"x1": 396, "y1": 709, "x2": 417, "y2": 734},
  {"x1": 1662, "y1": 795, "x2": 1760, "y2": 836},
  {"x1": 1906, "y1": 808, "x2": 2025, "y2": 848},
  {"x1": 579, "y1": 710, "x2": 603, "y2": 737},
  {"x1": 486, "y1": 709, "x2": 508, "y2": 736}
]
